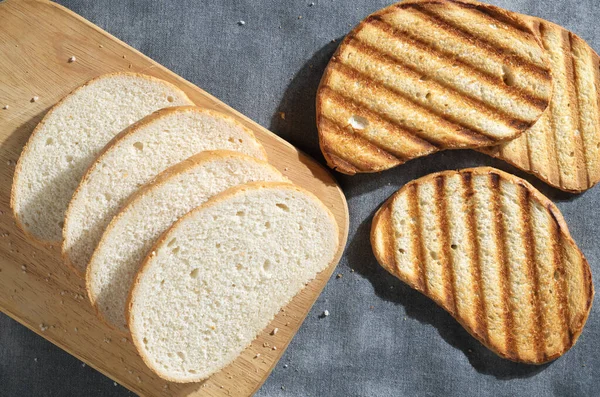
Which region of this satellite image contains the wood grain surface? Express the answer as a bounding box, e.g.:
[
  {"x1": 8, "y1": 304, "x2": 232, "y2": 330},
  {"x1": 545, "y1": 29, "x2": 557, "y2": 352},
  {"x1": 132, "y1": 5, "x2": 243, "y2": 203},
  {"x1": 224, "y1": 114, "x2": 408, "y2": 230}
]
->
[{"x1": 0, "y1": 0, "x2": 349, "y2": 395}]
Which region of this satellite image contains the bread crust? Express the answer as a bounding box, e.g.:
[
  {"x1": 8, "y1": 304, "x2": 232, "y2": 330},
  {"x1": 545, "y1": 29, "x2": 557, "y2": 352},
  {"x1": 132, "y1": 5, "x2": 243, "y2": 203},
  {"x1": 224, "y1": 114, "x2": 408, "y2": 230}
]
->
[
  {"x1": 11, "y1": 72, "x2": 193, "y2": 246},
  {"x1": 126, "y1": 181, "x2": 339, "y2": 382},
  {"x1": 85, "y1": 151, "x2": 284, "y2": 333},
  {"x1": 62, "y1": 106, "x2": 267, "y2": 277},
  {"x1": 371, "y1": 166, "x2": 594, "y2": 364}
]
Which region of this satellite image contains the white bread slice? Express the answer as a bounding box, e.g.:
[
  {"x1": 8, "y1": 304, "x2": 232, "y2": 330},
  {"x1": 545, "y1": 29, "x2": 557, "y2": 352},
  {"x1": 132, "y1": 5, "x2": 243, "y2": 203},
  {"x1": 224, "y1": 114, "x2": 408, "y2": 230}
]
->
[
  {"x1": 128, "y1": 182, "x2": 339, "y2": 382},
  {"x1": 11, "y1": 73, "x2": 193, "y2": 244},
  {"x1": 87, "y1": 151, "x2": 287, "y2": 332},
  {"x1": 63, "y1": 106, "x2": 267, "y2": 277}
]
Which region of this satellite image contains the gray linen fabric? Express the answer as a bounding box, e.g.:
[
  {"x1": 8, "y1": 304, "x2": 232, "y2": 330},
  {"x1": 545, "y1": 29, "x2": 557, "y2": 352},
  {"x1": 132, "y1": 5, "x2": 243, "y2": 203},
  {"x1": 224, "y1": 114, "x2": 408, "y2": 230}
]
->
[{"x1": 1, "y1": 1, "x2": 599, "y2": 396}]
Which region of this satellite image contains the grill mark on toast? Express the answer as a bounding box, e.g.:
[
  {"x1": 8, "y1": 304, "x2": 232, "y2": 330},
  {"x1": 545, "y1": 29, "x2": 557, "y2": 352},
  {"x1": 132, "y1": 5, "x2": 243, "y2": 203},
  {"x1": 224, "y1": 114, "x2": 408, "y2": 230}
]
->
[
  {"x1": 343, "y1": 37, "x2": 535, "y2": 130},
  {"x1": 400, "y1": 3, "x2": 550, "y2": 79},
  {"x1": 519, "y1": 184, "x2": 545, "y2": 361},
  {"x1": 548, "y1": 206, "x2": 572, "y2": 347},
  {"x1": 330, "y1": 61, "x2": 497, "y2": 145},
  {"x1": 462, "y1": 171, "x2": 488, "y2": 343},
  {"x1": 364, "y1": 16, "x2": 549, "y2": 110},
  {"x1": 409, "y1": 184, "x2": 428, "y2": 293},
  {"x1": 568, "y1": 32, "x2": 591, "y2": 187},
  {"x1": 320, "y1": 86, "x2": 440, "y2": 151},
  {"x1": 435, "y1": 175, "x2": 456, "y2": 314},
  {"x1": 459, "y1": 1, "x2": 532, "y2": 35},
  {"x1": 318, "y1": 116, "x2": 401, "y2": 171},
  {"x1": 490, "y1": 173, "x2": 516, "y2": 357}
]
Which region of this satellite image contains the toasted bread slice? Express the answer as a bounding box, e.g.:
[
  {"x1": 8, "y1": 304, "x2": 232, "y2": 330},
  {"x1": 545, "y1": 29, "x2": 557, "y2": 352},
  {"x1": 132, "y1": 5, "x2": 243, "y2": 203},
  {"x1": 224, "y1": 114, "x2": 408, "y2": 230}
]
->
[
  {"x1": 316, "y1": 0, "x2": 553, "y2": 174},
  {"x1": 479, "y1": 19, "x2": 600, "y2": 193},
  {"x1": 371, "y1": 167, "x2": 593, "y2": 364}
]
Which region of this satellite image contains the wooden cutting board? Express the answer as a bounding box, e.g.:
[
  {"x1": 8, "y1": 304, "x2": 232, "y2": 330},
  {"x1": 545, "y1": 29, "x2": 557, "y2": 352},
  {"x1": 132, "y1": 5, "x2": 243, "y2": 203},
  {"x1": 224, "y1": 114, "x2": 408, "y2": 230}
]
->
[{"x1": 0, "y1": 0, "x2": 349, "y2": 395}]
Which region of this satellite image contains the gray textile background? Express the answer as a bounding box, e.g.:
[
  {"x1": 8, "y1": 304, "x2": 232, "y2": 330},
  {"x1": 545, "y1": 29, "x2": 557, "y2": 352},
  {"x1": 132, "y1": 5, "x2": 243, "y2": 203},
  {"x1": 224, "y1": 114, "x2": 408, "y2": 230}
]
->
[{"x1": 1, "y1": 0, "x2": 599, "y2": 396}]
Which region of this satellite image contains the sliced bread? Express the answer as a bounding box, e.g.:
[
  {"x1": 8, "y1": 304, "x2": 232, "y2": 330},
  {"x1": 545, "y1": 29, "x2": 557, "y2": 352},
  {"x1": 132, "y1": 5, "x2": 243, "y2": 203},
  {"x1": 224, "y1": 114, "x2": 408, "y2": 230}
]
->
[
  {"x1": 371, "y1": 167, "x2": 593, "y2": 364},
  {"x1": 479, "y1": 18, "x2": 600, "y2": 192},
  {"x1": 128, "y1": 182, "x2": 339, "y2": 382},
  {"x1": 11, "y1": 72, "x2": 193, "y2": 244},
  {"x1": 63, "y1": 106, "x2": 267, "y2": 277},
  {"x1": 87, "y1": 151, "x2": 287, "y2": 332},
  {"x1": 316, "y1": 0, "x2": 553, "y2": 174}
]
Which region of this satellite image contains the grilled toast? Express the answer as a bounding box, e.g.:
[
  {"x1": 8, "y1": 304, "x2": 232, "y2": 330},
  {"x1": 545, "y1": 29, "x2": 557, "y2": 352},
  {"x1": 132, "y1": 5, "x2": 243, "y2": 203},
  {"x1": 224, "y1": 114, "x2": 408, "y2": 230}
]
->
[
  {"x1": 371, "y1": 167, "x2": 593, "y2": 364},
  {"x1": 479, "y1": 19, "x2": 600, "y2": 193},
  {"x1": 316, "y1": 0, "x2": 553, "y2": 174}
]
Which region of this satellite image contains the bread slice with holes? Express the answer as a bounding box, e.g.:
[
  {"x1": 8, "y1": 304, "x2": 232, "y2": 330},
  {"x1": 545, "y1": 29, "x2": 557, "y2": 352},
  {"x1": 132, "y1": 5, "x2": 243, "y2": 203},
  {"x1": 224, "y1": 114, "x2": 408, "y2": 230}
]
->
[
  {"x1": 87, "y1": 151, "x2": 287, "y2": 332},
  {"x1": 127, "y1": 182, "x2": 339, "y2": 382},
  {"x1": 11, "y1": 73, "x2": 193, "y2": 244},
  {"x1": 63, "y1": 106, "x2": 267, "y2": 277},
  {"x1": 479, "y1": 18, "x2": 600, "y2": 192},
  {"x1": 371, "y1": 167, "x2": 593, "y2": 364},
  {"x1": 316, "y1": 0, "x2": 553, "y2": 174}
]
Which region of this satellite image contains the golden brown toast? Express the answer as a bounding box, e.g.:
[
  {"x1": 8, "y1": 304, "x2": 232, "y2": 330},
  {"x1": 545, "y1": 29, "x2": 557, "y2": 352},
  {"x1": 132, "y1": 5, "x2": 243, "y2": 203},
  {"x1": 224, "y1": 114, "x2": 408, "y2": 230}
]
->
[
  {"x1": 371, "y1": 167, "x2": 593, "y2": 364},
  {"x1": 316, "y1": 0, "x2": 553, "y2": 174},
  {"x1": 479, "y1": 18, "x2": 600, "y2": 193}
]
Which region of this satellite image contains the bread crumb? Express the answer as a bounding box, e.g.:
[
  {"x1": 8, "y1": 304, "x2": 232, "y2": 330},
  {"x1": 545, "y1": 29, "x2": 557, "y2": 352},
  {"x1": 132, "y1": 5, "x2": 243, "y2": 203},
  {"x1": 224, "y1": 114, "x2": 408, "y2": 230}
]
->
[
  {"x1": 309, "y1": 2, "x2": 315, "y2": 6},
  {"x1": 68, "y1": 56, "x2": 76, "y2": 63},
  {"x1": 322, "y1": 310, "x2": 329, "y2": 317},
  {"x1": 31, "y1": 96, "x2": 39, "y2": 103},
  {"x1": 136, "y1": 376, "x2": 142, "y2": 384},
  {"x1": 128, "y1": 64, "x2": 132, "y2": 69},
  {"x1": 82, "y1": 363, "x2": 86, "y2": 367},
  {"x1": 38, "y1": 323, "x2": 48, "y2": 332},
  {"x1": 74, "y1": 327, "x2": 78, "y2": 333},
  {"x1": 99, "y1": 45, "x2": 104, "y2": 48},
  {"x1": 281, "y1": 386, "x2": 285, "y2": 390},
  {"x1": 283, "y1": 364, "x2": 288, "y2": 368},
  {"x1": 263, "y1": 342, "x2": 270, "y2": 347},
  {"x1": 34, "y1": 357, "x2": 38, "y2": 362},
  {"x1": 238, "y1": 20, "x2": 246, "y2": 26},
  {"x1": 60, "y1": 291, "x2": 66, "y2": 296},
  {"x1": 270, "y1": 328, "x2": 279, "y2": 335},
  {"x1": 121, "y1": 337, "x2": 127, "y2": 343},
  {"x1": 21, "y1": 265, "x2": 26, "y2": 272},
  {"x1": 2, "y1": 105, "x2": 8, "y2": 110},
  {"x1": 114, "y1": 382, "x2": 118, "y2": 387},
  {"x1": 254, "y1": 353, "x2": 261, "y2": 358},
  {"x1": 272, "y1": 346, "x2": 277, "y2": 350},
  {"x1": 336, "y1": 273, "x2": 342, "y2": 279},
  {"x1": 350, "y1": 269, "x2": 355, "y2": 273},
  {"x1": 104, "y1": 337, "x2": 111, "y2": 343},
  {"x1": 122, "y1": 55, "x2": 126, "y2": 59},
  {"x1": 279, "y1": 112, "x2": 285, "y2": 120}
]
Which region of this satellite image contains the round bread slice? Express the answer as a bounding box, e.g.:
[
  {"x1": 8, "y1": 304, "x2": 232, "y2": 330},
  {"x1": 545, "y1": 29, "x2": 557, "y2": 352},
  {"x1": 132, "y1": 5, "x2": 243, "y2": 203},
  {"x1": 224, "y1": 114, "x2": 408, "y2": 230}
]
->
[
  {"x1": 128, "y1": 182, "x2": 339, "y2": 382},
  {"x1": 63, "y1": 106, "x2": 266, "y2": 277},
  {"x1": 371, "y1": 167, "x2": 593, "y2": 364},
  {"x1": 11, "y1": 72, "x2": 193, "y2": 244},
  {"x1": 479, "y1": 18, "x2": 600, "y2": 193},
  {"x1": 87, "y1": 151, "x2": 287, "y2": 333},
  {"x1": 316, "y1": 0, "x2": 553, "y2": 174}
]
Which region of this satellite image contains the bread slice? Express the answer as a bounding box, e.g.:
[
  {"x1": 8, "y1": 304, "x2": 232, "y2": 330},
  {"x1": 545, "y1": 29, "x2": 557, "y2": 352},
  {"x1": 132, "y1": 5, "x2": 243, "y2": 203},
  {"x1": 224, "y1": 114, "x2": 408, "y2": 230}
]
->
[
  {"x1": 63, "y1": 106, "x2": 266, "y2": 277},
  {"x1": 127, "y1": 182, "x2": 339, "y2": 382},
  {"x1": 371, "y1": 167, "x2": 593, "y2": 364},
  {"x1": 479, "y1": 18, "x2": 600, "y2": 192},
  {"x1": 11, "y1": 72, "x2": 193, "y2": 244},
  {"x1": 316, "y1": 0, "x2": 553, "y2": 174},
  {"x1": 87, "y1": 151, "x2": 287, "y2": 332}
]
